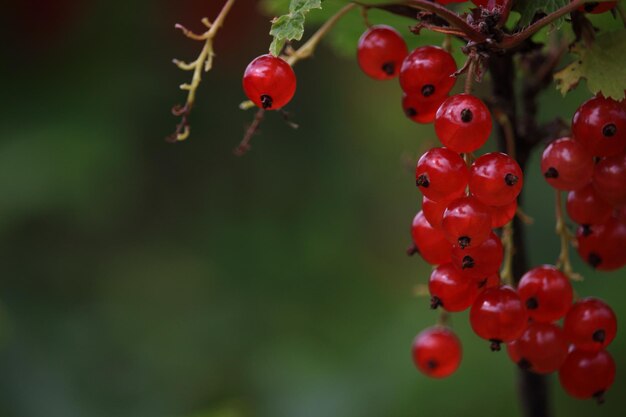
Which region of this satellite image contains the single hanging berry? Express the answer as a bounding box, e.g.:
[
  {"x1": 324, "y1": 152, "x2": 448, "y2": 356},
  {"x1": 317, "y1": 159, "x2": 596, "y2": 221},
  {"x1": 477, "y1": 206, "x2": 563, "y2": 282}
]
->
[
  {"x1": 577, "y1": 1, "x2": 617, "y2": 14},
  {"x1": 429, "y1": 263, "x2": 478, "y2": 312},
  {"x1": 469, "y1": 152, "x2": 523, "y2": 206},
  {"x1": 415, "y1": 148, "x2": 469, "y2": 202},
  {"x1": 592, "y1": 151, "x2": 626, "y2": 206},
  {"x1": 411, "y1": 211, "x2": 453, "y2": 265},
  {"x1": 451, "y1": 231, "x2": 503, "y2": 280},
  {"x1": 559, "y1": 349, "x2": 616, "y2": 403},
  {"x1": 566, "y1": 184, "x2": 613, "y2": 226},
  {"x1": 357, "y1": 25, "x2": 408, "y2": 80},
  {"x1": 399, "y1": 46, "x2": 457, "y2": 100},
  {"x1": 576, "y1": 216, "x2": 626, "y2": 271},
  {"x1": 507, "y1": 322, "x2": 568, "y2": 374},
  {"x1": 541, "y1": 137, "x2": 594, "y2": 191},
  {"x1": 572, "y1": 95, "x2": 626, "y2": 157},
  {"x1": 517, "y1": 265, "x2": 573, "y2": 323},
  {"x1": 442, "y1": 196, "x2": 493, "y2": 249},
  {"x1": 563, "y1": 298, "x2": 617, "y2": 351},
  {"x1": 434, "y1": 94, "x2": 493, "y2": 153},
  {"x1": 470, "y1": 286, "x2": 528, "y2": 351},
  {"x1": 402, "y1": 93, "x2": 447, "y2": 124},
  {"x1": 411, "y1": 327, "x2": 462, "y2": 378},
  {"x1": 242, "y1": 54, "x2": 296, "y2": 110}
]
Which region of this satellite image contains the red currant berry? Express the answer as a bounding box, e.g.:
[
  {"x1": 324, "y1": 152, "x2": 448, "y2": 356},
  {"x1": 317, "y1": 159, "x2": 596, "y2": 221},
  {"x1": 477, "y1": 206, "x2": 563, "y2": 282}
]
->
[
  {"x1": 411, "y1": 211, "x2": 453, "y2": 265},
  {"x1": 399, "y1": 46, "x2": 457, "y2": 100},
  {"x1": 572, "y1": 95, "x2": 626, "y2": 157},
  {"x1": 517, "y1": 265, "x2": 573, "y2": 323},
  {"x1": 415, "y1": 148, "x2": 469, "y2": 202},
  {"x1": 476, "y1": 273, "x2": 501, "y2": 291},
  {"x1": 564, "y1": 298, "x2": 617, "y2": 351},
  {"x1": 429, "y1": 263, "x2": 478, "y2": 312},
  {"x1": 577, "y1": 1, "x2": 617, "y2": 14},
  {"x1": 541, "y1": 138, "x2": 594, "y2": 190},
  {"x1": 489, "y1": 200, "x2": 517, "y2": 228},
  {"x1": 576, "y1": 216, "x2": 626, "y2": 271},
  {"x1": 509, "y1": 322, "x2": 568, "y2": 374},
  {"x1": 242, "y1": 54, "x2": 296, "y2": 110},
  {"x1": 451, "y1": 231, "x2": 503, "y2": 280},
  {"x1": 422, "y1": 196, "x2": 447, "y2": 229},
  {"x1": 402, "y1": 93, "x2": 447, "y2": 124},
  {"x1": 434, "y1": 94, "x2": 493, "y2": 153},
  {"x1": 357, "y1": 25, "x2": 408, "y2": 80},
  {"x1": 470, "y1": 152, "x2": 523, "y2": 206},
  {"x1": 593, "y1": 151, "x2": 626, "y2": 206},
  {"x1": 559, "y1": 349, "x2": 615, "y2": 403},
  {"x1": 566, "y1": 183, "x2": 613, "y2": 226},
  {"x1": 470, "y1": 285, "x2": 528, "y2": 351},
  {"x1": 442, "y1": 196, "x2": 493, "y2": 249},
  {"x1": 412, "y1": 327, "x2": 462, "y2": 378}
]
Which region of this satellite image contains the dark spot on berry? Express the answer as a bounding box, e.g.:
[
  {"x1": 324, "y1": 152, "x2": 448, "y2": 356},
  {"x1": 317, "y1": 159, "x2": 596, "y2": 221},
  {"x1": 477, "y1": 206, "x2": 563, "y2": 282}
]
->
[
  {"x1": 593, "y1": 329, "x2": 606, "y2": 343},
  {"x1": 584, "y1": 2, "x2": 599, "y2": 12},
  {"x1": 407, "y1": 244, "x2": 419, "y2": 257},
  {"x1": 426, "y1": 359, "x2": 438, "y2": 370},
  {"x1": 593, "y1": 390, "x2": 606, "y2": 405},
  {"x1": 260, "y1": 94, "x2": 273, "y2": 109},
  {"x1": 462, "y1": 255, "x2": 475, "y2": 269},
  {"x1": 544, "y1": 167, "x2": 559, "y2": 179},
  {"x1": 382, "y1": 62, "x2": 395, "y2": 75},
  {"x1": 581, "y1": 224, "x2": 593, "y2": 237},
  {"x1": 461, "y1": 108, "x2": 473, "y2": 123},
  {"x1": 458, "y1": 236, "x2": 471, "y2": 249},
  {"x1": 405, "y1": 107, "x2": 417, "y2": 118},
  {"x1": 525, "y1": 297, "x2": 539, "y2": 310},
  {"x1": 517, "y1": 358, "x2": 532, "y2": 370},
  {"x1": 416, "y1": 174, "x2": 430, "y2": 188},
  {"x1": 422, "y1": 84, "x2": 435, "y2": 97},
  {"x1": 430, "y1": 296, "x2": 443, "y2": 310},
  {"x1": 602, "y1": 123, "x2": 617, "y2": 137},
  {"x1": 505, "y1": 173, "x2": 519, "y2": 186},
  {"x1": 588, "y1": 252, "x2": 602, "y2": 268},
  {"x1": 477, "y1": 278, "x2": 487, "y2": 288},
  {"x1": 489, "y1": 339, "x2": 502, "y2": 351}
]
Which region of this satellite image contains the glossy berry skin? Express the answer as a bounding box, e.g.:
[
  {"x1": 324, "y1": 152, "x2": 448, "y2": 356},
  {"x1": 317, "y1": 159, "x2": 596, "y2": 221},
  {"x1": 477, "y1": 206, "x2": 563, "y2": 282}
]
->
[
  {"x1": 422, "y1": 196, "x2": 447, "y2": 229},
  {"x1": 572, "y1": 96, "x2": 626, "y2": 157},
  {"x1": 489, "y1": 200, "x2": 517, "y2": 228},
  {"x1": 566, "y1": 184, "x2": 613, "y2": 226},
  {"x1": 451, "y1": 232, "x2": 503, "y2": 280},
  {"x1": 470, "y1": 286, "x2": 528, "y2": 351},
  {"x1": 412, "y1": 327, "x2": 462, "y2": 378},
  {"x1": 470, "y1": 152, "x2": 523, "y2": 206},
  {"x1": 576, "y1": 216, "x2": 626, "y2": 271},
  {"x1": 564, "y1": 298, "x2": 617, "y2": 351},
  {"x1": 508, "y1": 322, "x2": 568, "y2": 374},
  {"x1": 442, "y1": 196, "x2": 493, "y2": 249},
  {"x1": 402, "y1": 93, "x2": 447, "y2": 124},
  {"x1": 411, "y1": 211, "x2": 453, "y2": 265},
  {"x1": 434, "y1": 94, "x2": 492, "y2": 153},
  {"x1": 429, "y1": 263, "x2": 478, "y2": 312},
  {"x1": 399, "y1": 46, "x2": 457, "y2": 100},
  {"x1": 541, "y1": 138, "x2": 594, "y2": 191},
  {"x1": 242, "y1": 54, "x2": 296, "y2": 110},
  {"x1": 357, "y1": 25, "x2": 408, "y2": 80},
  {"x1": 593, "y1": 151, "x2": 626, "y2": 206},
  {"x1": 415, "y1": 148, "x2": 469, "y2": 202},
  {"x1": 578, "y1": 1, "x2": 617, "y2": 14},
  {"x1": 559, "y1": 349, "x2": 615, "y2": 402},
  {"x1": 517, "y1": 265, "x2": 573, "y2": 323},
  {"x1": 476, "y1": 273, "x2": 501, "y2": 291}
]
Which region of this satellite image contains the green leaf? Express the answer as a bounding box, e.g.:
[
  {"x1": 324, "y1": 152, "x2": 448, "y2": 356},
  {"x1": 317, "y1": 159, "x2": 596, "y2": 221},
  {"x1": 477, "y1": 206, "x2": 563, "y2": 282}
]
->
[
  {"x1": 268, "y1": 0, "x2": 323, "y2": 56},
  {"x1": 554, "y1": 29, "x2": 626, "y2": 100},
  {"x1": 513, "y1": 0, "x2": 568, "y2": 28}
]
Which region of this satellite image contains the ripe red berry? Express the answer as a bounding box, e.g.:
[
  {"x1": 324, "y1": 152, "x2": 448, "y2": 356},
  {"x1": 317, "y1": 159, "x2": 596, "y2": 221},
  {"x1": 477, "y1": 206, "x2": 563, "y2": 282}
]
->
[
  {"x1": 576, "y1": 216, "x2": 626, "y2": 271},
  {"x1": 489, "y1": 200, "x2": 517, "y2": 228},
  {"x1": 242, "y1": 54, "x2": 296, "y2": 110},
  {"x1": 470, "y1": 286, "x2": 528, "y2": 351},
  {"x1": 442, "y1": 196, "x2": 493, "y2": 249},
  {"x1": 399, "y1": 46, "x2": 457, "y2": 100},
  {"x1": 592, "y1": 151, "x2": 626, "y2": 206},
  {"x1": 415, "y1": 148, "x2": 469, "y2": 202},
  {"x1": 412, "y1": 327, "x2": 462, "y2": 378},
  {"x1": 422, "y1": 196, "x2": 447, "y2": 229},
  {"x1": 517, "y1": 265, "x2": 573, "y2": 323},
  {"x1": 451, "y1": 231, "x2": 503, "y2": 280},
  {"x1": 434, "y1": 94, "x2": 493, "y2": 153},
  {"x1": 429, "y1": 263, "x2": 478, "y2": 312},
  {"x1": 508, "y1": 322, "x2": 568, "y2": 374},
  {"x1": 566, "y1": 183, "x2": 613, "y2": 226},
  {"x1": 470, "y1": 152, "x2": 523, "y2": 206},
  {"x1": 564, "y1": 298, "x2": 617, "y2": 351},
  {"x1": 402, "y1": 93, "x2": 447, "y2": 124},
  {"x1": 476, "y1": 273, "x2": 501, "y2": 291},
  {"x1": 578, "y1": 1, "x2": 617, "y2": 14},
  {"x1": 572, "y1": 95, "x2": 626, "y2": 157},
  {"x1": 357, "y1": 25, "x2": 408, "y2": 80},
  {"x1": 541, "y1": 138, "x2": 594, "y2": 190},
  {"x1": 411, "y1": 211, "x2": 453, "y2": 265},
  {"x1": 559, "y1": 349, "x2": 616, "y2": 403}
]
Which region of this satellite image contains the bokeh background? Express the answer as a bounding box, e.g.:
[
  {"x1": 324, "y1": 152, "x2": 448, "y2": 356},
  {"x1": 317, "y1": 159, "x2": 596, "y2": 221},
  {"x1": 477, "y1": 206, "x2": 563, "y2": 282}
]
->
[{"x1": 0, "y1": 1, "x2": 624, "y2": 416}]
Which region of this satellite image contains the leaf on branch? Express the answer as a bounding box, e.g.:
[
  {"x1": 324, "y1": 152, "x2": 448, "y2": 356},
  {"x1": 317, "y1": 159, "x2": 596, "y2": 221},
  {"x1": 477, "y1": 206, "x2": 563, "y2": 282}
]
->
[
  {"x1": 554, "y1": 29, "x2": 626, "y2": 100},
  {"x1": 268, "y1": 0, "x2": 323, "y2": 56},
  {"x1": 513, "y1": 0, "x2": 568, "y2": 28}
]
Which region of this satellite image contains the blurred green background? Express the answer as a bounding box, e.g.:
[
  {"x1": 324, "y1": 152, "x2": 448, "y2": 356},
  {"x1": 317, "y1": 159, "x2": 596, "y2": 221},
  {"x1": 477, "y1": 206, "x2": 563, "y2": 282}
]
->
[{"x1": 0, "y1": 1, "x2": 623, "y2": 416}]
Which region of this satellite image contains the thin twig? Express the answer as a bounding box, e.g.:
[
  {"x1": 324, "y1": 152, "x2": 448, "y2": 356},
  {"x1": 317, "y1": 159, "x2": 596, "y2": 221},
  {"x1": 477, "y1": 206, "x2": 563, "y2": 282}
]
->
[
  {"x1": 234, "y1": 109, "x2": 266, "y2": 156},
  {"x1": 554, "y1": 191, "x2": 583, "y2": 281}
]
